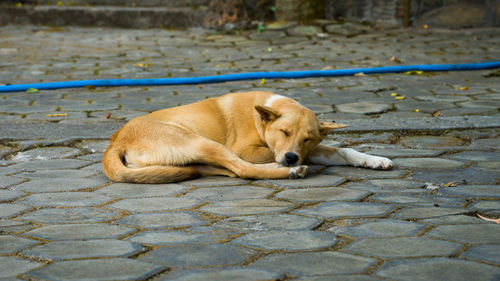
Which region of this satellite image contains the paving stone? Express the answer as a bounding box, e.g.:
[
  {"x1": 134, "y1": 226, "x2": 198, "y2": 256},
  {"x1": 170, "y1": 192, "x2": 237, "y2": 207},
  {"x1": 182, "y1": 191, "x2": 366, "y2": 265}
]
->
[
  {"x1": 117, "y1": 212, "x2": 206, "y2": 229},
  {"x1": 0, "y1": 203, "x2": 31, "y2": 218},
  {"x1": 109, "y1": 197, "x2": 200, "y2": 212},
  {"x1": 398, "y1": 136, "x2": 465, "y2": 148},
  {"x1": 376, "y1": 258, "x2": 500, "y2": 281},
  {"x1": 461, "y1": 100, "x2": 500, "y2": 109},
  {"x1": 256, "y1": 174, "x2": 347, "y2": 189},
  {"x1": 298, "y1": 275, "x2": 384, "y2": 281},
  {"x1": 183, "y1": 185, "x2": 274, "y2": 201},
  {"x1": 469, "y1": 138, "x2": 500, "y2": 150},
  {"x1": 0, "y1": 235, "x2": 39, "y2": 254},
  {"x1": 16, "y1": 169, "x2": 98, "y2": 179},
  {"x1": 344, "y1": 237, "x2": 462, "y2": 258},
  {"x1": 21, "y1": 239, "x2": 143, "y2": 260},
  {"x1": 17, "y1": 207, "x2": 122, "y2": 224},
  {"x1": 128, "y1": 229, "x2": 230, "y2": 246},
  {"x1": 215, "y1": 214, "x2": 321, "y2": 232},
  {"x1": 447, "y1": 151, "x2": 500, "y2": 162},
  {"x1": 410, "y1": 168, "x2": 499, "y2": 185},
  {"x1": 24, "y1": 223, "x2": 135, "y2": 240},
  {"x1": 13, "y1": 177, "x2": 106, "y2": 192},
  {"x1": 199, "y1": 199, "x2": 293, "y2": 216},
  {"x1": 159, "y1": 268, "x2": 283, "y2": 281},
  {"x1": 10, "y1": 147, "x2": 82, "y2": 161},
  {"x1": 0, "y1": 176, "x2": 26, "y2": 188},
  {"x1": 419, "y1": 214, "x2": 487, "y2": 225},
  {"x1": 321, "y1": 166, "x2": 408, "y2": 180},
  {"x1": 462, "y1": 245, "x2": 500, "y2": 265},
  {"x1": 365, "y1": 148, "x2": 444, "y2": 158},
  {"x1": 0, "y1": 256, "x2": 43, "y2": 279},
  {"x1": 0, "y1": 219, "x2": 33, "y2": 233},
  {"x1": 469, "y1": 200, "x2": 500, "y2": 215},
  {"x1": 0, "y1": 189, "x2": 25, "y2": 202},
  {"x1": 415, "y1": 95, "x2": 471, "y2": 103},
  {"x1": 473, "y1": 161, "x2": 500, "y2": 171},
  {"x1": 275, "y1": 187, "x2": 369, "y2": 202},
  {"x1": 426, "y1": 224, "x2": 500, "y2": 244},
  {"x1": 76, "y1": 140, "x2": 110, "y2": 153},
  {"x1": 10, "y1": 159, "x2": 92, "y2": 170},
  {"x1": 368, "y1": 179, "x2": 426, "y2": 190},
  {"x1": 251, "y1": 252, "x2": 376, "y2": 276},
  {"x1": 392, "y1": 206, "x2": 467, "y2": 220},
  {"x1": 96, "y1": 183, "x2": 187, "y2": 198},
  {"x1": 27, "y1": 258, "x2": 164, "y2": 281},
  {"x1": 438, "y1": 185, "x2": 500, "y2": 199},
  {"x1": 294, "y1": 202, "x2": 394, "y2": 219},
  {"x1": 139, "y1": 244, "x2": 256, "y2": 268},
  {"x1": 393, "y1": 157, "x2": 464, "y2": 169},
  {"x1": 336, "y1": 102, "x2": 391, "y2": 115},
  {"x1": 22, "y1": 192, "x2": 112, "y2": 207},
  {"x1": 332, "y1": 219, "x2": 426, "y2": 237},
  {"x1": 368, "y1": 193, "x2": 465, "y2": 207},
  {"x1": 232, "y1": 230, "x2": 337, "y2": 251},
  {"x1": 179, "y1": 176, "x2": 250, "y2": 187}
]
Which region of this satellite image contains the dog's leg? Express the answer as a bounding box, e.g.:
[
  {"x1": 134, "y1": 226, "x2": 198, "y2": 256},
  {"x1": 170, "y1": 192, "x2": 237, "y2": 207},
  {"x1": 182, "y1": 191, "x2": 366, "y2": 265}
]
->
[
  {"x1": 307, "y1": 145, "x2": 393, "y2": 170},
  {"x1": 194, "y1": 139, "x2": 308, "y2": 179}
]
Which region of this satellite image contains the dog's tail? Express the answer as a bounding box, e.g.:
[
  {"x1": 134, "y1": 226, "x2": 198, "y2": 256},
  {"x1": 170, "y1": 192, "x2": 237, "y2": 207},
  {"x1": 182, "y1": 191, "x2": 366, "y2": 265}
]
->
[{"x1": 102, "y1": 147, "x2": 200, "y2": 184}]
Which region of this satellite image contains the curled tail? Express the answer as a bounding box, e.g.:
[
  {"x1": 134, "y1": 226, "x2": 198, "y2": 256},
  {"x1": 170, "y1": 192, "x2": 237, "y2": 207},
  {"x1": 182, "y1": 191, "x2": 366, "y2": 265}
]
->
[{"x1": 102, "y1": 147, "x2": 200, "y2": 184}]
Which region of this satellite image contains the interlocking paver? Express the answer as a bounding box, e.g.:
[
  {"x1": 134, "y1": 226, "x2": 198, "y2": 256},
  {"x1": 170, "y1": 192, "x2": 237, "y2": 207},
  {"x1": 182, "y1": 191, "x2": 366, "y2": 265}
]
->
[
  {"x1": 24, "y1": 223, "x2": 135, "y2": 240},
  {"x1": 250, "y1": 252, "x2": 376, "y2": 276},
  {"x1": 344, "y1": 237, "x2": 462, "y2": 258},
  {"x1": 0, "y1": 235, "x2": 39, "y2": 254},
  {"x1": 294, "y1": 202, "x2": 394, "y2": 219},
  {"x1": 139, "y1": 244, "x2": 257, "y2": 268},
  {"x1": 0, "y1": 24, "x2": 499, "y2": 281},
  {"x1": 231, "y1": 230, "x2": 337, "y2": 251},
  {"x1": 0, "y1": 256, "x2": 43, "y2": 279},
  {"x1": 21, "y1": 239, "x2": 143, "y2": 260},
  {"x1": 376, "y1": 258, "x2": 500, "y2": 281},
  {"x1": 332, "y1": 219, "x2": 425, "y2": 237},
  {"x1": 27, "y1": 258, "x2": 165, "y2": 281}
]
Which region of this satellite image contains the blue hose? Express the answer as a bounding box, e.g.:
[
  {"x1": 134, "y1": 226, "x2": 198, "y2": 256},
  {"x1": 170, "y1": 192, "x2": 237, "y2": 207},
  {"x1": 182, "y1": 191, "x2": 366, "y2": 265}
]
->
[{"x1": 1, "y1": 61, "x2": 499, "y2": 93}]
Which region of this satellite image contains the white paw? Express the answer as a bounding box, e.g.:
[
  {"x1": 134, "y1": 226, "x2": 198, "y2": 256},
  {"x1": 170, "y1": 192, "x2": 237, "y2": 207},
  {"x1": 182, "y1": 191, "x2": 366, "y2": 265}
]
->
[
  {"x1": 289, "y1": 165, "x2": 309, "y2": 179},
  {"x1": 361, "y1": 156, "x2": 394, "y2": 170}
]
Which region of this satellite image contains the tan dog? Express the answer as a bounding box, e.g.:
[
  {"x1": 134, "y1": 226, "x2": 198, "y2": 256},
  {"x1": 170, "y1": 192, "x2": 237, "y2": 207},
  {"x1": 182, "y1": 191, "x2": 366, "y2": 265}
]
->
[{"x1": 103, "y1": 91, "x2": 393, "y2": 183}]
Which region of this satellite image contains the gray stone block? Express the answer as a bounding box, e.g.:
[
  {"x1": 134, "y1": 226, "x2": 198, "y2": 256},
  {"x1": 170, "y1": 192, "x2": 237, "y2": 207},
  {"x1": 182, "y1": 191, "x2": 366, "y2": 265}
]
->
[
  {"x1": 332, "y1": 219, "x2": 425, "y2": 238},
  {"x1": 344, "y1": 237, "x2": 462, "y2": 258},
  {"x1": 117, "y1": 212, "x2": 206, "y2": 229},
  {"x1": 294, "y1": 202, "x2": 394, "y2": 219},
  {"x1": 13, "y1": 177, "x2": 106, "y2": 192},
  {"x1": 376, "y1": 258, "x2": 500, "y2": 281},
  {"x1": 0, "y1": 203, "x2": 32, "y2": 218},
  {"x1": 108, "y1": 197, "x2": 200, "y2": 212},
  {"x1": 139, "y1": 244, "x2": 256, "y2": 267},
  {"x1": 255, "y1": 174, "x2": 347, "y2": 189},
  {"x1": 22, "y1": 192, "x2": 112, "y2": 207},
  {"x1": 96, "y1": 182, "x2": 187, "y2": 198},
  {"x1": 0, "y1": 235, "x2": 39, "y2": 254},
  {"x1": 183, "y1": 185, "x2": 274, "y2": 201},
  {"x1": 27, "y1": 258, "x2": 164, "y2": 281},
  {"x1": 21, "y1": 239, "x2": 143, "y2": 260},
  {"x1": 462, "y1": 245, "x2": 500, "y2": 265},
  {"x1": 199, "y1": 199, "x2": 293, "y2": 216},
  {"x1": 426, "y1": 224, "x2": 500, "y2": 244},
  {"x1": 24, "y1": 223, "x2": 135, "y2": 240},
  {"x1": 275, "y1": 187, "x2": 369, "y2": 202},
  {"x1": 231, "y1": 230, "x2": 337, "y2": 251},
  {"x1": 251, "y1": 252, "x2": 376, "y2": 276},
  {"x1": 18, "y1": 207, "x2": 121, "y2": 224},
  {"x1": 215, "y1": 214, "x2": 322, "y2": 232},
  {"x1": 158, "y1": 268, "x2": 282, "y2": 281},
  {"x1": 0, "y1": 256, "x2": 43, "y2": 279}
]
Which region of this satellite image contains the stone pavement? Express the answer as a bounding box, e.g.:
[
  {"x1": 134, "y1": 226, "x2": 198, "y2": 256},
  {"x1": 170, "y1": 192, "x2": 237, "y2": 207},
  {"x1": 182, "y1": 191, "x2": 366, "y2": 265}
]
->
[{"x1": 1, "y1": 24, "x2": 500, "y2": 280}]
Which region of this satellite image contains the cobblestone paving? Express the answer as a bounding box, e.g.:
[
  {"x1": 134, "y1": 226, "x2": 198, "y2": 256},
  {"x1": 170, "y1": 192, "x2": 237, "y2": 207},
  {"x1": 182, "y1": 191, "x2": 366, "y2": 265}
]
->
[{"x1": 1, "y1": 24, "x2": 500, "y2": 280}]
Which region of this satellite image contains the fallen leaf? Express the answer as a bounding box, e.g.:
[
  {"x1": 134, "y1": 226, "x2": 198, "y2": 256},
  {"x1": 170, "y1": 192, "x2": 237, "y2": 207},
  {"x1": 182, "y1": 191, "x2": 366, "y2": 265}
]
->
[
  {"x1": 26, "y1": 88, "x2": 39, "y2": 93},
  {"x1": 404, "y1": 70, "x2": 424, "y2": 75},
  {"x1": 422, "y1": 24, "x2": 429, "y2": 29},
  {"x1": 391, "y1": 93, "x2": 399, "y2": 96},
  {"x1": 133, "y1": 61, "x2": 151, "y2": 67},
  {"x1": 431, "y1": 110, "x2": 441, "y2": 117},
  {"x1": 412, "y1": 109, "x2": 420, "y2": 112},
  {"x1": 85, "y1": 85, "x2": 96, "y2": 90},
  {"x1": 260, "y1": 78, "x2": 266, "y2": 85},
  {"x1": 354, "y1": 72, "x2": 366, "y2": 77},
  {"x1": 205, "y1": 35, "x2": 224, "y2": 41},
  {"x1": 477, "y1": 214, "x2": 500, "y2": 224},
  {"x1": 390, "y1": 56, "x2": 397, "y2": 61},
  {"x1": 105, "y1": 112, "x2": 112, "y2": 119},
  {"x1": 45, "y1": 113, "x2": 68, "y2": 117},
  {"x1": 267, "y1": 47, "x2": 273, "y2": 53},
  {"x1": 395, "y1": 96, "x2": 405, "y2": 100},
  {"x1": 434, "y1": 203, "x2": 440, "y2": 207},
  {"x1": 457, "y1": 85, "x2": 469, "y2": 90},
  {"x1": 322, "y1": 66, "x2": 335, "y2": 70},
  {"x1": 442, "y1": 181, "x2": 457, "y2": 187}
]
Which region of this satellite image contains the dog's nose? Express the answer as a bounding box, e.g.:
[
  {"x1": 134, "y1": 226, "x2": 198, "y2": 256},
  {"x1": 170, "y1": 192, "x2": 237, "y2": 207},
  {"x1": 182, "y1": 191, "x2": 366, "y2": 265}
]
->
[{"x1": 284, "y1": 152, "x2": 299, "y2": 165}]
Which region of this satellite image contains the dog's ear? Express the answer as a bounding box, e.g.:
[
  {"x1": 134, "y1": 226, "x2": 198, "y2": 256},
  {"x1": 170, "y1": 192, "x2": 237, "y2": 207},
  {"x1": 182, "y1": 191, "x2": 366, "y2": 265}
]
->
[
  {"x1": 319, "y1": 122, "x2": 348, "y2": 136},
  {"x1": 255, "y1": 105, "x2": 281, "y2": 122}
]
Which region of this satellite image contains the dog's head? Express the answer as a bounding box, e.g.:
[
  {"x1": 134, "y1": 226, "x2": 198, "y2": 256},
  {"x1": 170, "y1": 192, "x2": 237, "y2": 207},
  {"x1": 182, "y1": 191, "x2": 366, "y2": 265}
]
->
[{"x1": 255, "y1": 101, "x2": 347, "y2": 167}]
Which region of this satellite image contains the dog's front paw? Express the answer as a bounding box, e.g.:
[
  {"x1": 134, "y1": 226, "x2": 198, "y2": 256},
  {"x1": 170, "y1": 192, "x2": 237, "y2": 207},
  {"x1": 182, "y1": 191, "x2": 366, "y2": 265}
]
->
[
  {"x1": 289, "y1": 165, "x2": 309, "y2": 179},
  {"x1": 362, "y1": 156, "x2": 394, "y2": 170}
]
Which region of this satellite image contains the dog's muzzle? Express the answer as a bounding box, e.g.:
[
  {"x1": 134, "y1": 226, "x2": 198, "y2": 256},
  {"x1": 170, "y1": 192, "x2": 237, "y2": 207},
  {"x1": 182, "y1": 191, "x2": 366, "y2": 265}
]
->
[{"x1": 282, "y1": 152, "x2": 299, "y2": 166}]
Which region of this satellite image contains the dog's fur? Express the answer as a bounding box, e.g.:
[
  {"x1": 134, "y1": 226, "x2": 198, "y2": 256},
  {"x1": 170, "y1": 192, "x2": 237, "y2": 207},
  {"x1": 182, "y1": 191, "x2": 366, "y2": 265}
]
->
[{"x1": 103, "y1": 91, "x2": 393, "y2": 183}]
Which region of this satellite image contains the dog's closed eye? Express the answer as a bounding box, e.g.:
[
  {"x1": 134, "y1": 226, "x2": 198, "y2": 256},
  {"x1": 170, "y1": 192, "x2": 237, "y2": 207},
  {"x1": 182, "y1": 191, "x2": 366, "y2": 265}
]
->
[{"x1": 280, "y1": 129, "x2": 290, "y2": 137}]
